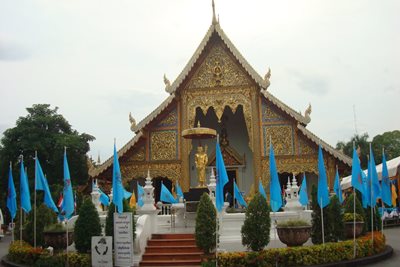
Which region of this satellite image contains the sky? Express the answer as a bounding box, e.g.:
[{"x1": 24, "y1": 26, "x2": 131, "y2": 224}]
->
[{"x1": 1, "y1": 0, "x2": 399, "y2": 162}]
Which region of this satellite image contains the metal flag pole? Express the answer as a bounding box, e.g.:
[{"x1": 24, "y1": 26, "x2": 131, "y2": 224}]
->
[
  {"x1": 10, "y1": 161, "x2": 14, "y2": 242},
  {"x1": 381, "y1": 147, "x2": 385, "y2": 234},
  {"x1": 352, "y1": 141, "x2": 356, "y2": 258},
  {"x1": 34, "y1": 151, "x2": 37, "y2": 248},
  {"x1": 368, "y1": 148, "x2": 374, "y2": 248},
  {"x1": 19, "y1": 158, "x2": 24, "y2": 245},
  {"x1": 215, "y1": 134, "x2": 219, "y2": 267},
  {"x1": 320, "y1": 197, "x2": 325, "y2": 245},
  {"x1": 65, "y1": 147, "x2": 69, "y2": 267}
]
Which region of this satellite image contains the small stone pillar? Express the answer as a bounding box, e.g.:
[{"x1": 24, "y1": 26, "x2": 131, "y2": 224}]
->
[
  {"x1": 91, "y1": 179, "x2": 102, "y2": 212},
  {"x1": 207, "y1": 168, "x2": 216, "y2": 204},
  {"x1": 283, "y1": 174, "x2": 303, "y2": 211},
  {"x1": 137, "y1": 170, "x2": 159, "y2": 232}
]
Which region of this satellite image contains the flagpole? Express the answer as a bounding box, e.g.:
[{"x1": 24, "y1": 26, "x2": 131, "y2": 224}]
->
[
  {"x1": 216, "y1": 134, "x2": 219, "y2": 267},
  {"x1": 320, "y1": 197, "x2": 325, "y2": 244},
  {"x1": 368, "y1": 146, "x2": 374, "y2": 248},
  {"x1": 352, "y1": 142, "x2": 356, "y2": 258},
  {"x1": 34, "y1": 151, "x2": 37, "y2": 248},
  {"x1": 381, "y1": 147, "x2": 385, "y2": 234}
]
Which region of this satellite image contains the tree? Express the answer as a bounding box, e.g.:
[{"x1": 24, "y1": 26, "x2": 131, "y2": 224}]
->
[
  {"x1": 310, "y1": 185, "x2": 329, "y2": 244},
  {"x1": 326, "y1": 195, "x2": 344, "y2": 242},
  {"x1": 372, "y1": 130, "x2": 400, "y2": 164},
  {"x1": 336, "y1": 133, "x2": 370, "y2": 170},
  {"x1": 195, "y1": 193, "x2": 216, "y2": 254},
  {"x1": 74, "y1": 198, "x2": 101, "y2": 253},
  {"x1": 0, "y1": 104, "x2": 95, "y2": 190},
  {"x1": 241, "y1": 193, "x2": 271, "y2": 251}
]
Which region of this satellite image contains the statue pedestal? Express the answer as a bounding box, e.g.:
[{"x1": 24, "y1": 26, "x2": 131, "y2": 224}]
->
[{"x1": 184, "y1": 188, "x2": 209, "y2": 201}]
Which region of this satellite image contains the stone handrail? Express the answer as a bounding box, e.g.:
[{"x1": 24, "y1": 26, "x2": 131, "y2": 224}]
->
[{"x1": 134, "y1": 214, "x2": 152, "y2": 264}]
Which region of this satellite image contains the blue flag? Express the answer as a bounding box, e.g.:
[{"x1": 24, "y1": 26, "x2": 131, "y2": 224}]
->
[
  {"x1": 381, "y1": 152, "x2": 392, "y2": 206},
  {"x1": 258, "y1": 180, "x2": 267, "y2": 199},
  {"x1": 299, "y1": 174, "x2": 308, "y2": 206},
  {"x1": 160, "y1": 183, "x2": 177, "y2": 204},
  {"x1": 137, "y1": 182, "x2": 144, "y2": 207},
  {"x1": 333, "y1": 169, "x2": 343, "y2": 204},
  {"x1": 20, "y1": 159, "x2": 31, "y2": 213},
  {"x1": 216, "y1": 140, "x2": 229, "y2": 212},
  {"x1": 63, "y1": 150, "x2": 74, "y2": 218},
  {"x1": 123, "y1": 189, "x2": 132, "y2": 200},
  {"x1": 35, "y1": 157, "x2": 58, "y2": 213},
  {"x1": 98, "y1": 188, "x2": 110, "y2": 206},
  {"x1": 112, "y1": 143, "x2": 124, "y2": 214},
  {"x1": 233, "y1": 181, "x2": 247, "y2": 208},
  {"x1": 269, "y1": 142, "x2": 282, "y2": 212},
  {"x1": 7, "y1": 164, "x2": 17, "y2": 220},
  {"x1": 175, "y1": 181, "x2": 184, "y2": 202},
  {"x1": 351, "y1": 147, "x2": 364, "y2": 195},
  {"x1": 317, "y1": 145, "x2": 330, "y2": 208},
  {"x1": 369, "y1": 146, "x2": 381, "y2": 205},
  {"x1": 361, "y1": 169, "x2": 370, "y2": 208}
]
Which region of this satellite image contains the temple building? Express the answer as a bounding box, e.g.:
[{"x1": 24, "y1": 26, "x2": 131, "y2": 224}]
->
[{"x1": 89, "y1": 6, "x2": 351, "y2": 201}]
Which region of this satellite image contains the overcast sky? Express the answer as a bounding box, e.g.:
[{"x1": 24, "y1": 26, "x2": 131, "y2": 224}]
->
[{"x1": 1, "y1": 0, "x2": 399, "y2": 162}]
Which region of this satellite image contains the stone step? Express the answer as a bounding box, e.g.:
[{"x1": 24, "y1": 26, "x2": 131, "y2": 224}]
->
[
  {"x1": 140, "y1": 259, "x2": 202, "y2": 266},
  {"x1": 147, "y1": 239, "x2": 196, "y2": 246},
  {"x1": 152, "y1": 233, "x2": 195, "y2": 239},
  {"x1": 145, "y1": 245, "x2": 202, "y2": 253},
  {"x1": 142, "y1": 252, "x2": 203, "y2": 261}
]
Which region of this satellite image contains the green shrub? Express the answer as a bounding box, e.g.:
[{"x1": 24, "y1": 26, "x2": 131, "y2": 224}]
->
[
  {"x1": 218, "y1": 232, "x2": 385, "y2": 267},
  {"x1": 326, "y1": 195, "x2": 344, "y2": 242},
  {"x1": 105, "y1": 200, "x2": 136, "y2": 244},
  {"x1": 343, "y1": 212, "x2": 364, "y2": 222},
  {"x1": 277, "y1": 219, "x2": 310, "y2": 227},
  {"x1": 310, "y1": 185, "x2": 329, "y2": 244},
  {"x1": 74, "y1": 198, "x2": 101, "y2": 253},
  {"x1": 195, "y1": 193, "x2": 216, "y2": 254},
  {"x1": 241, "y1": 193, "x2": 271, "y2": 251},
  {"x1": 23, "y1": 204, "x2": 57, "y2": 246},
  {"x1": 343, "y1": 192, "x2": 367, "y2": 233},
  {"x1": 365, "y1": 207, "x2": 382, "y2": 232},
  {"x1": 8, "y1": 241, "x2": 44, "y2": 266}
]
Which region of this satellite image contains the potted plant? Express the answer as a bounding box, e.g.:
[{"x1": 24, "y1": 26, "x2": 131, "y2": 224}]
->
[
  {"x1": 43, "y1": 222, "x2": 73, "y2": 250},
  {"x1": 343, "y1": 213, "x2": 364, "y2": 238},
  {"x1": 276, "y1": 219, "x2": 311, "y2": 247}
]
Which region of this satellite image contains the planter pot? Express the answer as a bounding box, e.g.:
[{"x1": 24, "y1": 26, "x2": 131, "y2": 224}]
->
[
  {"x1": 276, "y1": 226, "x2": 311, "y2": 247},
  {"x1": 344, "y1": 221, "x2": 364, "y2": 239},
  {"x1": 43, "y1": 230, "x2": 74, "y2": 250}
]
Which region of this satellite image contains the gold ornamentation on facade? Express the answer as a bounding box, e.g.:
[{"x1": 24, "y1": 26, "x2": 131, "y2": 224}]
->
[
  {"x1": 121, "y1": 162, "x2": 182, "y2": 184},
  {"x1": 150, "y1": 131, "x2": 177, "y2": 161},
  {"x1": 158, "y1": 110, "x2": 177, "y2": 127},
  {"x1": 131, "y1": 146, "x2": 145, "y2": 161},
  {"x1": 264, "y1": 125, "x2": 293, "y2": 156},
  {"x1": 184, "y1": 87, "x2": 254, "y2": 150},
  {"x1": 298, "y1": 136, "x2": 317, "y2": 155},
  {"x1": 262, "y1": 102, "x2": 285, "y2": 122},
  {"x1": 187, "y1": 44, "x2": 251, "y2": 89}
]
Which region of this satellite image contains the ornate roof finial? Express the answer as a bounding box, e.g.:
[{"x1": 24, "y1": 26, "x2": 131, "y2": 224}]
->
[
  {"x1": 163, "y1": 74, "x2": 172, "y2": 94},
  {"x1": 304, "y1": 103, "x2": 312, "y2": 124},
  {"x1": 129, "y1": 112, "x2": 136, "y2": 132},
  {"x1": 212, "y1": 0, "x2": 217, "y2": 25},
  {"x1": 97, "y1": 152, "x2": 101, "y2": 164}
]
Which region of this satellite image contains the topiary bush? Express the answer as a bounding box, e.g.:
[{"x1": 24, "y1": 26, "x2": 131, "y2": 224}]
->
[
  {"x1": 241, "y1": 193, "x2": 271, "y2": 251},
  {"x1": 23, "y1": 204, "x2": 57, "y2": 246},
  {"x1": 365, "y1": 207, "x2": 382, "y2": 232},
  {"x1": 343, "y1": 192, "x2": 367, "y2": 233},
  {"x1": 310, "y1": 185, "x2": 329, "y2": 244},
  {"x1": 74, "y1": 198, "x2": 101, "y2": 253},
  {"x1": 195, "y1": 193, "x2": 216, "y2": 254},
  {"x1": 326, "y1": 195, "x2": 344, "y2": 242}
]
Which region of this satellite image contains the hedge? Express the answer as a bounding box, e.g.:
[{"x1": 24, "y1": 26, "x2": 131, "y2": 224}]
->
[
  {"x1": 217, "y1": 232, "x2": 385, "y2": 267},
  {"x1": 8, "y1": 241, "x2": 90, "y2": 267}
]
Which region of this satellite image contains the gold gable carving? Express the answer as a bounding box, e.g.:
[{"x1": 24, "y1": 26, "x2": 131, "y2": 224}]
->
[
  {"x1": 264, "y1": 125, "x2": 293, "y2": 156},
  {"x1": 188, "y1": 44, "x2": 252, "y2": 89},
  {"x1": 298, "y1": 135, "x2": 317, "y2": 155},
  {"x1": 121, "y1": 162, "x2": 181, "y2": 184},
  {"x1": 150, "y1": 131, "x2": 177, "y2": 161},
  {"x1": 131, "y1": 146, "x2": 145, "y2": 162},
  {"x1": 157, "y1": 108, "x2": 178, "y2": 127},
  {"x1": 262, "y1": 101, "x2": 286, "y2": 122}
]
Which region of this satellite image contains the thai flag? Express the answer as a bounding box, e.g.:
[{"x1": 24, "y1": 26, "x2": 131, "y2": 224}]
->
[{"x1": 57, "y1": 193, "x2": 64, "y2": 209}]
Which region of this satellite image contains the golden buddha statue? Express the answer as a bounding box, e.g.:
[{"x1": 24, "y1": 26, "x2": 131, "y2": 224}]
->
[{"x1": 195, "y1": 145, "x2": 208, "y2": 187}]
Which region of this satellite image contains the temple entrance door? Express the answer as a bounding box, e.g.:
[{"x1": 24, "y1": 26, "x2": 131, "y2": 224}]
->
[{"x1": 223, "y1": 169, "x2": 237, "y2": 207}]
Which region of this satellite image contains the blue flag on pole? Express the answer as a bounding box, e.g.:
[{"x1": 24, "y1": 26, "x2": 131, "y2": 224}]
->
[
  {"x1": 234, "y1": 181, "x2": 247, "y2": 208},
  {"x1": 369, "y1": 146, "x2": 381, "y2": 205},
  {"x1": 98, "y1": 188, "x2": 110, "y2": 206},
  {"x1": 269, "y1": 142, "x2": 283, "y2": 212},
  {"x1": 160, "y1": 183, "x2": 177, "y2": 204},
  {"x1": 123, "y1": 189, "x2": 132, "y2": 200},
  {"x1": 317, "y1": 145, "x2": 330, "y2": 208},
  {"x1": 7, "y1": 164, "x2": 17, "y2": 220},
  {"x1": 20, "y1": 159, "x2": 31, "y2": 213},
  {"x1": 333, "y1": 169, "x2": 343, "y2": 204},
  {"x1": 137, "y1": 182, "x2": 144, "y2": 207},
  {"x1": 35, "y1": 157, "x2": 58, "y2": 213},
  {"x1": 63, "y1": 150, "x2": 74, "y2": 218},
  {"x1": 112, "y1": 143, "x2": 124, "y2": 214},
  {"x1": 361, "y1": 169, "x2": 370, "y2": 208},
  {"x1": 258, "y1": 180, "x2": 267, "y2": 199},
  {"x1": 299, "y1": 174, "x2": 308, "y2": 206},
  {"x1": 216, "y1": 139, "x2": 229, "y2": 212},
  {"x1": 351, "y1": 147, "x2": 364, "y2": 195},
  {"x1": 381, "y1": 152, "x2": 392, "y2": 206},
  {"x1": 175, "y1": 181, "x2": 184, "y2": 202}
]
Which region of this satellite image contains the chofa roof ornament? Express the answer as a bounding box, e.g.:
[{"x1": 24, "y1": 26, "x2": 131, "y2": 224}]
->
[
  {"x1": 129, "y1": 112, "x2": 136, "y2": 132},
  {"x1": 263, "y1": 67, "x2": 271, "y2": 90},
  {"x1": 304, "y1": 103, "x2": 312, "y2": 124},
  {"x1": 164, "y1": 74, "x2": 173, "y2": 94}
]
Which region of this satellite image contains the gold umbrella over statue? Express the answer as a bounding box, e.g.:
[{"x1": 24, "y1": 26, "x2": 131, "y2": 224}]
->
[{"x1": 182, "y1": 122, "x2": 217, "y2": 188}]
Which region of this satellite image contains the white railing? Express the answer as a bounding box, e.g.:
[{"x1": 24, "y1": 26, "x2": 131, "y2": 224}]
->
[{"x1": 134, "y1": 214, "x2": 152, "y2": 266}]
